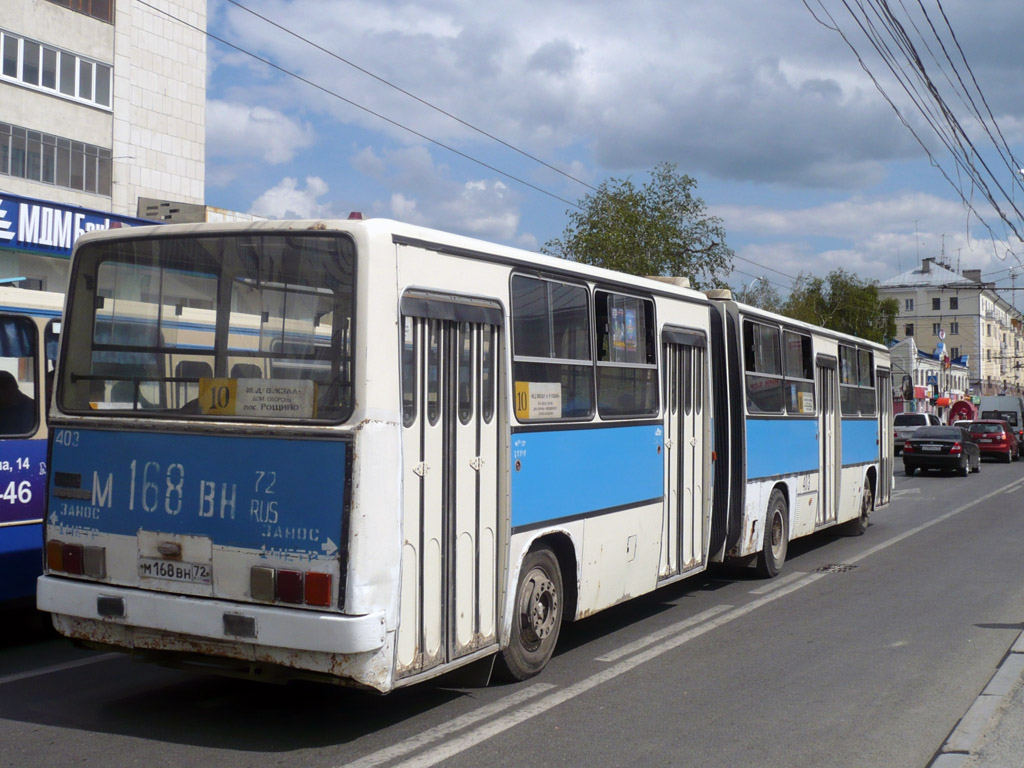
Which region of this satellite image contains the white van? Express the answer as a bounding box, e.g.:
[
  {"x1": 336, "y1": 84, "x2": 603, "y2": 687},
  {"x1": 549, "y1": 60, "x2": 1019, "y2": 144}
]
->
[{"x1": 978, "y1": 395, "x2": 1024, "y2": 444}]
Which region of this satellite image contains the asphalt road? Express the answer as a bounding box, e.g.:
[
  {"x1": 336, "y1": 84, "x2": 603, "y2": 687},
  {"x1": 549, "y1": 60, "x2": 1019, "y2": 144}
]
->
[{"x1": 3, "y1": 459, "x2": 1024, "y2": 768}]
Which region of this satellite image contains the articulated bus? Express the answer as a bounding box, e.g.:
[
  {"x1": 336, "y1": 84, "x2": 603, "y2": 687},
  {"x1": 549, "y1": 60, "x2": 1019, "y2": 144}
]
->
[
  {"x1": 0, "y1": 285, "x2": 62, "y2": 604},
  {"x1": 36, "y1": 219, "x2": 892, "y2": 691}
]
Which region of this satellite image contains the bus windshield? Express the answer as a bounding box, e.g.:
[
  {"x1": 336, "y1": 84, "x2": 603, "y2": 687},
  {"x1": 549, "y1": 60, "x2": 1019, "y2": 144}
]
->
[{"x1": 60, "y1": 231, "x2": 356, "y2": 423}]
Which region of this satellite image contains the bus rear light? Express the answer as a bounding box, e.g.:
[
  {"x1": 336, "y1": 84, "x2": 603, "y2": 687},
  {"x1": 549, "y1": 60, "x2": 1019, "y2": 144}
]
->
[
  {"x1": 276, "y1": 570, "x2": 304, "y2": 604},
  {"x1": 250, "y1": 566, "x2": 276, "y2": 602},
  {"x1": 82, "y1": 546, "x2": 107, "y2": 578},
  {"x1": 46, "y1": 540, "x2": 63, "y2": 571},
  {"x1": 304, "y1": 572, "x2": 332, "y2": 607},
  {"x1": 46, "y1": 540, "x2": 106, "y2": 578},
  {"x1": 62, "y1": 544, "x2": 84, "y2": 575},
  {"x1": 249, "y1": 566, "x2": 333, "y2": 606}
]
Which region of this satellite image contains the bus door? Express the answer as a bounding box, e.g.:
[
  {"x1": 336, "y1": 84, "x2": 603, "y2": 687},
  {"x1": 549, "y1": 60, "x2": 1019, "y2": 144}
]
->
[
  {"x1": 816, "y1": 358, "x2": 840, "y2": 526},
  {"x1": 660, "y1": 333, "x2": 706, "y2": 580},
  {"x1": 397, "y1": 300, "x2": 502, "y2": 678},
  {"x1": 876, "y1": 369, "x2": 893, "y2": 505}
]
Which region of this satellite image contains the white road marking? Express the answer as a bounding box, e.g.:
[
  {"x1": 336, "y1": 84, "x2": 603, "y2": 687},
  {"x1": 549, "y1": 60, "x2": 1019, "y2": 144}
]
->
[
  {"x1": 342, "y1": 683, "x2": 555, "y2": 768},
  {"x1": 334, "y1": 474, "x2": 1024, "y2": 768},
  {"x1": 0, "y1": 653, "x2": 120, "y2": 685},
  {"x1": 748, "y1": 569, "x2": 806, "y2": 595},
  {"x1": 595, "y1": 604, "x2": 732, "y2": 662}
]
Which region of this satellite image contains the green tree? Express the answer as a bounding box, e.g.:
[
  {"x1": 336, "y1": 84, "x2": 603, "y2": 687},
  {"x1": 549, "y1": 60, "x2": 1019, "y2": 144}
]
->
[
  {"x1": 542, "y1": 162, "x2": 733, "y2": 289},
  {"x1": 734, "y1": 276, "x2": 784, "y2": 314},
  {"x1": 782, "y1": 269, "x2": 898, "y2": 344}
]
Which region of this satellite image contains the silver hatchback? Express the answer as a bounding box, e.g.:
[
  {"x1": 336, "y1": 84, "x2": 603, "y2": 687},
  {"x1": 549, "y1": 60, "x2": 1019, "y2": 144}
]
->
[{"x1": 893, "y1": 412, "x2": 941, "y2": 454}]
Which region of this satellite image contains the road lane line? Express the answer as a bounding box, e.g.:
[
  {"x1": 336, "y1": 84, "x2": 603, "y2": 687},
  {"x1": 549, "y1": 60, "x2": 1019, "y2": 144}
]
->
[
  {"x1": 0, "y1": 653, "x2": 120, "y2": 685},
  {"x1": 344, "y1": 475, "x2": 1024, "y2": 768},
  {"x1": 385, "y1": 576, "x2": 829, "y2": 768},
  {"x1": 342, "y1": 683, "x2": 555, "y2": 768},
  {"x1": 748, "y1": 570, "x2": 806, "y2": 595},
  {"x1": 595, "y1": 605, "x2": 732, "y2": 662},
  {"x1": 845, "y1": 477, "x2": 1024, "y2": 568}
]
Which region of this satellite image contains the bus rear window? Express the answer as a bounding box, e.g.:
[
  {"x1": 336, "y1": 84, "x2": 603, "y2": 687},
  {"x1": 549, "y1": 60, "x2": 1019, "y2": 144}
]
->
[{"x1": 60, "y1": 232, "x2": 356, "y2": 423}]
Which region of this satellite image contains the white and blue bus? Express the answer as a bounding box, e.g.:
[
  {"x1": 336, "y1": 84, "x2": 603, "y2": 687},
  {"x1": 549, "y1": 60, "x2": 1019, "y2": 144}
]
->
[
  {"x1": 36, "y1": 218, "x2": 892, "y2": 691},
  {"x1": 0, "y1": 285, "x2": 62, "y2": 604}
]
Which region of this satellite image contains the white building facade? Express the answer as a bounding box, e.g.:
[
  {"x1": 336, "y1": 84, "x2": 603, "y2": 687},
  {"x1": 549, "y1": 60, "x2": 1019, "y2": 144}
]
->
[
  {"x1": 880, "y1": 257, "x2": 1024, "y2": 400},
  {"x1": 0, "y1": 0, "x2": 205, "y2": 291}
]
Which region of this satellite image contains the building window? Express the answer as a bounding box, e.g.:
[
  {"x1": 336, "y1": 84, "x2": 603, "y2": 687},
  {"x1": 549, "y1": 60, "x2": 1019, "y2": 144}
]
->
[
  {"x1": 950, "y1": 297, "x2": 958, "y2": 310},
  {"x1": 987, "y1": 350, "x2": 992, "y2": 361},
  {"x1": 44, "y1": 0, "x2": 114, "y2": 24},
  {"x1": 988, "y1": 324, "x2": 993, "y2": 337},
  {"x1": 950, "y1": 321, "x2": 959, "y2": 335},
  {"x1": 905, "y1": 298, "x2": 914, "y2": 311},
  {"x1": 950, "y1": 347, "x2": 959, "y2": 359},
  {"x1": 0, "y1": 29, "x2": 112, "y2": 110},
  {"x1": 905, "y1": 323, "x2": 914, "y2": 336},
  {"x1": 932, "y1": 323, "x2": 941, "y2": 335},
  {"x1": 0, "y1": 122, "x2": 111, "y2": 196},
  {"x1": 932, "y1": 297, "x2": 941, "y2": 310}
]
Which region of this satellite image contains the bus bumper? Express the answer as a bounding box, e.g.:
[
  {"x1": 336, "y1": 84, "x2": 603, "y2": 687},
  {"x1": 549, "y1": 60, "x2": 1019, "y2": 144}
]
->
[{"x1": 36, "y1": 575, "x2": 387, "y2": 655}]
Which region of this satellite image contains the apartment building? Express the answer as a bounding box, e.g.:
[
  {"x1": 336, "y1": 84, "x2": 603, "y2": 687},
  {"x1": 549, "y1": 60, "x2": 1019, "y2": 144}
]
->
[
  {"x1": 880, "y1": 257, "x2": 1024, "y2": 398},
  {"x1": 0, "y1": 0, "x2": 206, "y2": 292}
]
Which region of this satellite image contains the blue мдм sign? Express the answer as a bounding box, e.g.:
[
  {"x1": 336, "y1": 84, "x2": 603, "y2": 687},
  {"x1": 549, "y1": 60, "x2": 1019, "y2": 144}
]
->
[{"x1": 0, "y1": 191, "x2": 157, "y2": 259}]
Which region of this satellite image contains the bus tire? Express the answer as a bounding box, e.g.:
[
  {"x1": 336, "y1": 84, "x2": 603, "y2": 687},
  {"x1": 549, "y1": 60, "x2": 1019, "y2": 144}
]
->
[
  {"x1": 756, "y1": 489, "x2": 788, "y2": 579},
  {"x1": 842, "y1": 481, "x2": 872, "y2": 536},
  {"x1": 497, "y1": 546, "x2": 563, "y2": 681}
]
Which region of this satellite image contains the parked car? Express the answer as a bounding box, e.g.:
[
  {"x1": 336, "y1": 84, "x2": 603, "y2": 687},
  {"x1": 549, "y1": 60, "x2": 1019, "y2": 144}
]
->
[
  {"x1": 893, "y1": 412, "x2": 942, "y2": 455},
  {"x1": 903, "y1": 426, "x2": 981, "y2": 477},
  {"x1": 966, "y1": 420, "x2": 1021, "y2": 462}
]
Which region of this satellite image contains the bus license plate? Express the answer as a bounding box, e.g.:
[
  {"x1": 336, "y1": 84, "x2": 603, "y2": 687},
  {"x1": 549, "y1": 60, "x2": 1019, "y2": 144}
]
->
[{"x1": 139, "y1": 557, "x2": 212, "y2": 585}]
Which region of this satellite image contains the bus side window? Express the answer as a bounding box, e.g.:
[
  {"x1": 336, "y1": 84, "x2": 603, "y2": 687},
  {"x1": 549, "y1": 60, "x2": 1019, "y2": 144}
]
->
[{"x1": 0, "y1": 316, "x2": 38, "y2": 436}]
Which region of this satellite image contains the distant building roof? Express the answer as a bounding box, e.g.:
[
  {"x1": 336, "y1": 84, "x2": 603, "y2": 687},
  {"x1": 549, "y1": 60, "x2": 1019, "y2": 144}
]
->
[{"x1": 881, "y1": 257, "x2": 981, "y2": 288}]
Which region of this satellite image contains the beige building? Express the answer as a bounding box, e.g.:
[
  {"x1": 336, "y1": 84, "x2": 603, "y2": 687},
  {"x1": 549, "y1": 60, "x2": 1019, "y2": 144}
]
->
[
  {"x1": 0, "y1": 0, "x2": 206, "y2": 291},
  {"x1": 881, "y1": 257, "x2": 1024, "y2": 397}
]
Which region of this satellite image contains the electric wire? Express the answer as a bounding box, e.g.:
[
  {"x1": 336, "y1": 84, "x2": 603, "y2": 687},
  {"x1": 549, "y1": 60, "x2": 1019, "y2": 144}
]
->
[
  {"x1": 141, "y1": 0, "x2": 802, "y2": 286},
  {"x1": 221, "y1": 0, "x2": 598, "y2": 194},
  {"x1": 136, "y1": 0, "x2": 582, "y2": 210},
  {"x1": 803, "y1": 0, "x2": 1024, "y2": 265}
]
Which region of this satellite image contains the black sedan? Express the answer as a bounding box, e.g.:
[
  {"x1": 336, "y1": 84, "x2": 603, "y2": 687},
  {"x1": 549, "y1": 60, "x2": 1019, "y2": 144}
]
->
[{"x1": 903, "y1": 426, "x2": 981, "y2": 477}]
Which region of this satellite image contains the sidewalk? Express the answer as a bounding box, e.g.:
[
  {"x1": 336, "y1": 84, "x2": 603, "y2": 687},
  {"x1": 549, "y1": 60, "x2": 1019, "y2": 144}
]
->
[{"x1": 929, "y1": 630, "x2": 1024, "y2": 767}]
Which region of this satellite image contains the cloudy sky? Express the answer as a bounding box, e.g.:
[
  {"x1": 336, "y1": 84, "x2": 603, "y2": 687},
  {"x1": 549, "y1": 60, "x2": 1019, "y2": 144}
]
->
[{"x1": 200, "y1": 0, "x2": 1024, "y2": 296}]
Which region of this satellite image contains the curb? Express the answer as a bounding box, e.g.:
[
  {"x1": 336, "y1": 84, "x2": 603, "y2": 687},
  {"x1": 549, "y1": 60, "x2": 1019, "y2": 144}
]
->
[{"x1": 928, "y1": 629, "x2": 1024, "y2": 767}]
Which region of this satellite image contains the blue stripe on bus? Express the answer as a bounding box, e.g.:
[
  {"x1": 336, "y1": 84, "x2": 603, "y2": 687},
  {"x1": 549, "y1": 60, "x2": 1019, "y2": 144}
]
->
[
  {"x1": 48, "y1": 429, "x2": 347, "y2": 559},
  {"x1": 745, "y1": 418, "x2": 819, "y2": 479},
  {"x1": 0, "y1": 521, "x2": 43, "y2": 602},
  {"x1": 510, "y1": 424, "x2": 664, "y2": 529},
  {"x1": 841, "y1": 418, "x2": 879, "y2": 465}
]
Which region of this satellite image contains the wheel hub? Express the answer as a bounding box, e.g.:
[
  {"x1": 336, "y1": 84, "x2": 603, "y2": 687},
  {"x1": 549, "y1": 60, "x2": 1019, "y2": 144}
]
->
[{"x1": 520, "y1": 572, "x2": 558, "y2": 644}]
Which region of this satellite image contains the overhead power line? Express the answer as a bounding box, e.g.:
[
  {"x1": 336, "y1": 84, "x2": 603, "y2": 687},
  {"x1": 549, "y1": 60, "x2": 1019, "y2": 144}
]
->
[
  {"x1": 803, "y1": 0, "x2": 1024, "y2": 266},
  {"x1": 223, "y1": 0, "x2": 598, "y2": 194},
  {"x1": 141, "y1": 0, "x2": 796, "y2": 286},
  {"x1": 136, "y1": 0, "x2": 582, "y2": 209}
]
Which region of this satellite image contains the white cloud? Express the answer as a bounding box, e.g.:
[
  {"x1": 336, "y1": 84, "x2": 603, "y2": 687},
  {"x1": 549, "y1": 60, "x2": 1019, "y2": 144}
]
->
[
  {"x1": 206, "y1": 100, "x2": 316, "y2": 165},
  {"x1": 350, "y1": 145, "x2": 525, "y2": 242},
  {"x1": 249, "y1": 176, "x2": 330, "y2": 219}
]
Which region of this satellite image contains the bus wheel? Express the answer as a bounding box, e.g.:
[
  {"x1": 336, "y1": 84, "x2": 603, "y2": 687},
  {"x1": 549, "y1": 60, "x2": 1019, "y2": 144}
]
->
[
  {"x1": 497, "y1": 546, "x2": 563, "y2": 681},
  {"x1": 756, "y1": 490, "x2": 788, "y2": 579},
  {"x1": 842, "y1": 481, "x2": 872, "y2": 536}
]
